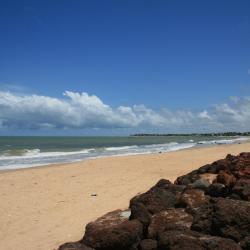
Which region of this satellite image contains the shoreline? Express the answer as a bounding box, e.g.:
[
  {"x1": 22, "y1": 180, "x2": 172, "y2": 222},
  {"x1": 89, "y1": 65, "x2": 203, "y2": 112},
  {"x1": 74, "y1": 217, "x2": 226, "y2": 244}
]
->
[
  {"x1": 1, "y1": 142, "x2": 250, "y2": 250},
  {"x1": 1, "y1": 138, "x2": 249, "y2": 173}
]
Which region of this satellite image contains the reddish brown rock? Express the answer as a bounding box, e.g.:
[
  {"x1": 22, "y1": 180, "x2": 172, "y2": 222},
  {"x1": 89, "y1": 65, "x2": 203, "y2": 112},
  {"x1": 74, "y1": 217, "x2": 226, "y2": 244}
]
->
[
  {"x1": 58, "y1": 242, "x2": 93, "y2": 250},
  {"x1": 240, "y1": 236, "x2": 250, "y2": 250},
  {"x1": 147, "y1": 208, "x2": 193, "y2": 239},
  {"x1": 178, "y1": 188, "x2": 209, "y2": 214},
  {"x1": 139, "y1": 239, "x2": 157, "y2": 250},
  {"x1": 192, "y1": 197, "x2": 250, "y2": 242},
  {"x1": 130, "y1": 179, "x2": 185, "y2": 216},
  {"x1": 82, "y1": 209, "x2": 143, "y2": 250},
  {"x1": 176, "y1": 153, "x2": 250, "y2": 201},
  {"x1": 206, "y1": 183, "x2": 229, "y2": 197},
  {"x1": 175, "y1": 153, "x2": 250, "y2": 184},
  {"x1": 215, "y1": 172, "x2": 236, "y2": 187},
  {"x1": 130, "y1": 201, "x2": 151, "y2": 232},
  {"x1": 157, "y1": 229, "x2": 241, "y2": 250},
  {"x1": 191, "y1": 201, "x2": 214, "y2": 235},
  {"x1": 232, "y1": 179, "x2": 250, "y2": 201},
  {"x1": 212, "y1": 198, "x2": 250, "y2": 241}
]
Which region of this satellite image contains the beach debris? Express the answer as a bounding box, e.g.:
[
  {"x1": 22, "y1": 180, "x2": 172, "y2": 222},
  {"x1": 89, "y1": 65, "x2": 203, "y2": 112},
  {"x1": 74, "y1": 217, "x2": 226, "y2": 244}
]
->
[
  {"x1": 90, "y1": 193, "x2": 97, "y2": 197},
  {"x1": 58, "y1": 152, "x2": 250, "y2": 250}
]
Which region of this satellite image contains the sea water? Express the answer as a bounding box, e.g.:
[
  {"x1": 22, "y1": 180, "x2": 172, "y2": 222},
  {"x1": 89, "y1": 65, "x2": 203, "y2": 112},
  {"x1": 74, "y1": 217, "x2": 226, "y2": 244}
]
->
[{"x1": 0, "y1": 136, "x2": 248, "y2": 170}]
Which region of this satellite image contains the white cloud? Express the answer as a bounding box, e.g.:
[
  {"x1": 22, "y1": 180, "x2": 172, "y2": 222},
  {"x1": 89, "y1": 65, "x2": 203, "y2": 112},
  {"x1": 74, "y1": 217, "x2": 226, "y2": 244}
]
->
[{"x1": 0, "y1": 90, "x2": 250, "y2": 132}]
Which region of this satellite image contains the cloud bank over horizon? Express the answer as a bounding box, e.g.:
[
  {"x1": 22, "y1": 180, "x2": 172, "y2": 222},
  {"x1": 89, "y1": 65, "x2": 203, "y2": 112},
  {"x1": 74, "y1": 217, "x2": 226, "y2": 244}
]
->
[{"x1": 0, "y1": 90, "x2": 250, "y2": 133}]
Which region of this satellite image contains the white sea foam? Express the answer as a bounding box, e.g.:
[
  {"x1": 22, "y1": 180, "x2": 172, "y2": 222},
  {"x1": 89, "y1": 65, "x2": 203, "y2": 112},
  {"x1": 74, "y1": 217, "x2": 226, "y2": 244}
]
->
[
  {"x1": 0, "y1": 148, "x2": 94, "y2": 160},
  {"x1": 198, "y1": 137, "x2": 249, "y2": 145},
  {"x1": 105, "y1": 145, "x2": 138, "y2": 151}
]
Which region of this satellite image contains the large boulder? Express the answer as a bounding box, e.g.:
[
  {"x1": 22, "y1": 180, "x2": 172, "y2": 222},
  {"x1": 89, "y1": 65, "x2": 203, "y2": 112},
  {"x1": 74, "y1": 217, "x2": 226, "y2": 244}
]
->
[
  {"x1": 82, "y1": 209, "x2": 143, "y2": 250},
  {"x1": 232, "y1": 178, "x2": 250, "y2": 201},
  {"x1": 130, "y1": 179, "x2": 185, "y2": 216},
  {"x1": 192, "y1": 197, "x2": 250, "y2": 242},
  {"x1": 130, "y1": 201, "x2": 151, "y2": 233},
  {"x1": 216, "y1": 172, "x2": 236, "y2": 187},
  {"x1": 178, "y1": 188, "x2": 209, "y2": 215},
  {"x1": 157, "y1": 229, "x2": 241, "y2": 250},
  {"x1": 147, "y1": 208, "x2": 193, "y2": 239}
]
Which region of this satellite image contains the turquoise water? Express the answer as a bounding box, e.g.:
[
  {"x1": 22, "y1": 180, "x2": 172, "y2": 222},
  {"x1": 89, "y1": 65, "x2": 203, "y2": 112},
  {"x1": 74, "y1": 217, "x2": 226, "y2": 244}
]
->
[{"x1": 0, "y1": 136, "x2": 248, "y2": 170}]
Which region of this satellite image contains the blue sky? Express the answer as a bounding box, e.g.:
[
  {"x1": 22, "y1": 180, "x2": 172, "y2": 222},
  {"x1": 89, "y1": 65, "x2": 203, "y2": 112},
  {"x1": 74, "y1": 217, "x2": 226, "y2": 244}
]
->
[{"x1": 0, "y1": 0, "x2": 250, "y2": 135}]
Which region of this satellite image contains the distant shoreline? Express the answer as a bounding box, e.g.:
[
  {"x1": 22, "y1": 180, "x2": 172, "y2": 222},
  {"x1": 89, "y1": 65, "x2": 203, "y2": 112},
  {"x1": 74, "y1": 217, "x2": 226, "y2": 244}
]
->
[{"x1": 131, "y1": 132, "x2": 250, "y2": 137}]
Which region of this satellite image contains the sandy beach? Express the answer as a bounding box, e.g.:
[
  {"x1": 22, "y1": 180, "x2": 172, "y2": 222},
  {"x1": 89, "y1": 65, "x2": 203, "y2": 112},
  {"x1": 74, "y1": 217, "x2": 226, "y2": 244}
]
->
[{"x1": 0, "y1": 142, "x2": 250, "y2": 250}]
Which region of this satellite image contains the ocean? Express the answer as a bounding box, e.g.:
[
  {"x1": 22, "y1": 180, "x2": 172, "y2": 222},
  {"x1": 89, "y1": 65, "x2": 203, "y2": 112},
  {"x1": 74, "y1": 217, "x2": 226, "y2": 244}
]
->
[{"x1": 0, "y1": 136, "x2": 248, "y2": 170}]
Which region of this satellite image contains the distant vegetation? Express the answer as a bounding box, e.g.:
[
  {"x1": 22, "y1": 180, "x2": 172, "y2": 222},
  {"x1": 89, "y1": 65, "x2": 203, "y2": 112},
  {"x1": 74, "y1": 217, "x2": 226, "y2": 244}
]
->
[{"x1": 131, "y1": 132, "x2": 250, "y2": 137}]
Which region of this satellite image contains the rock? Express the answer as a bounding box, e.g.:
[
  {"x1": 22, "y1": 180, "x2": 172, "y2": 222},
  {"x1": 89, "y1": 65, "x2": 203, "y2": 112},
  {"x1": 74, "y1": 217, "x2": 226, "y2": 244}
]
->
[
  {"x1": 147, "y1": 208, "x2": 193, "y2": 239},
  {"x1": 154, "y1": 179, "x2": 172, "y2": 188},
  {"x1": 240, "y1": 236, "x2": 250, "y2": 250},
  {"x1": 157, "y1": 229, "x2": 241, "y2": 250},
  {"x1": 130, "y1": 201, "x2": 151, "y2": 233},
  {"x1": 176, "y1": 152, "x2": 250, "y2": 201},
  {"x1": 200, "y1": 173, "x2": 218, "y2": 183},
  {"x1": 191, "y1": 178, "x2": 211, "y2": 190},
  {"x1": 175, "y1": 171, "x2": 199, "y2": 185},
  {"x1": 192, "y1": 197, "x2": 250, "y2": 242},
  {"x1": 215, "y1": 172, "x2": 236, "y2": 187},
  {"x1": 82, "y1": 209, "x2": 143, "y2": 250},
  {"x1": 157, "y1": 229, "x2": 204, "y2": 250},
  {"x1": 178, "y1": 188, "x2": 209, "y2": 214},
  {"x1": 139, "y1": 239, "x2": 157, "y2": 250},
  {"x1": 212, "y1": 198, "x2": 250, "y2": 241},
  {"x1": 175, "y1": 173, "x2": 216, "y2": 191},
  {"x1": 232, "y1": 179, "x2": 250, "y2": 201},
  {"x1": 130, "y1": 180, "x2": 185, "y2": 216},
  {"x1": 200, "y1": 235, "x2": 242, "y2": 250},
  {"x1": 206, "y1": 183, "x2": 229, "y2": 197},
  {"x1": 175, "y1": 152, "x2": 250, "y2": 185},
  {"x1": 58, "y1": 242, "x2": 93, "y2": 250},
  {"x1": 191, "y1": 201, "x2": 214, "y2": 235}
]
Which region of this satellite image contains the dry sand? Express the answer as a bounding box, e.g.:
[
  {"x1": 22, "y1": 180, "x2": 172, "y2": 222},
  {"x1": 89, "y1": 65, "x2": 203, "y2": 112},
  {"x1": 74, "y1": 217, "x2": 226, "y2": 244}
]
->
[{"x1": 0, "y1": 142, "x2": 250, "y2": 250}]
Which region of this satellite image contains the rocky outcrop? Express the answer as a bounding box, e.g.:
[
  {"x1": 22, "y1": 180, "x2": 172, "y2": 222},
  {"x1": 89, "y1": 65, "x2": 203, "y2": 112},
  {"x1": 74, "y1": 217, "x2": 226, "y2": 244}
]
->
[
  {"x1": 175, "y1": 152, "x2": 250, "y2": 201},
  {"x1": 58, "y1": 153, "x2": 250, "y2": 250}
]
